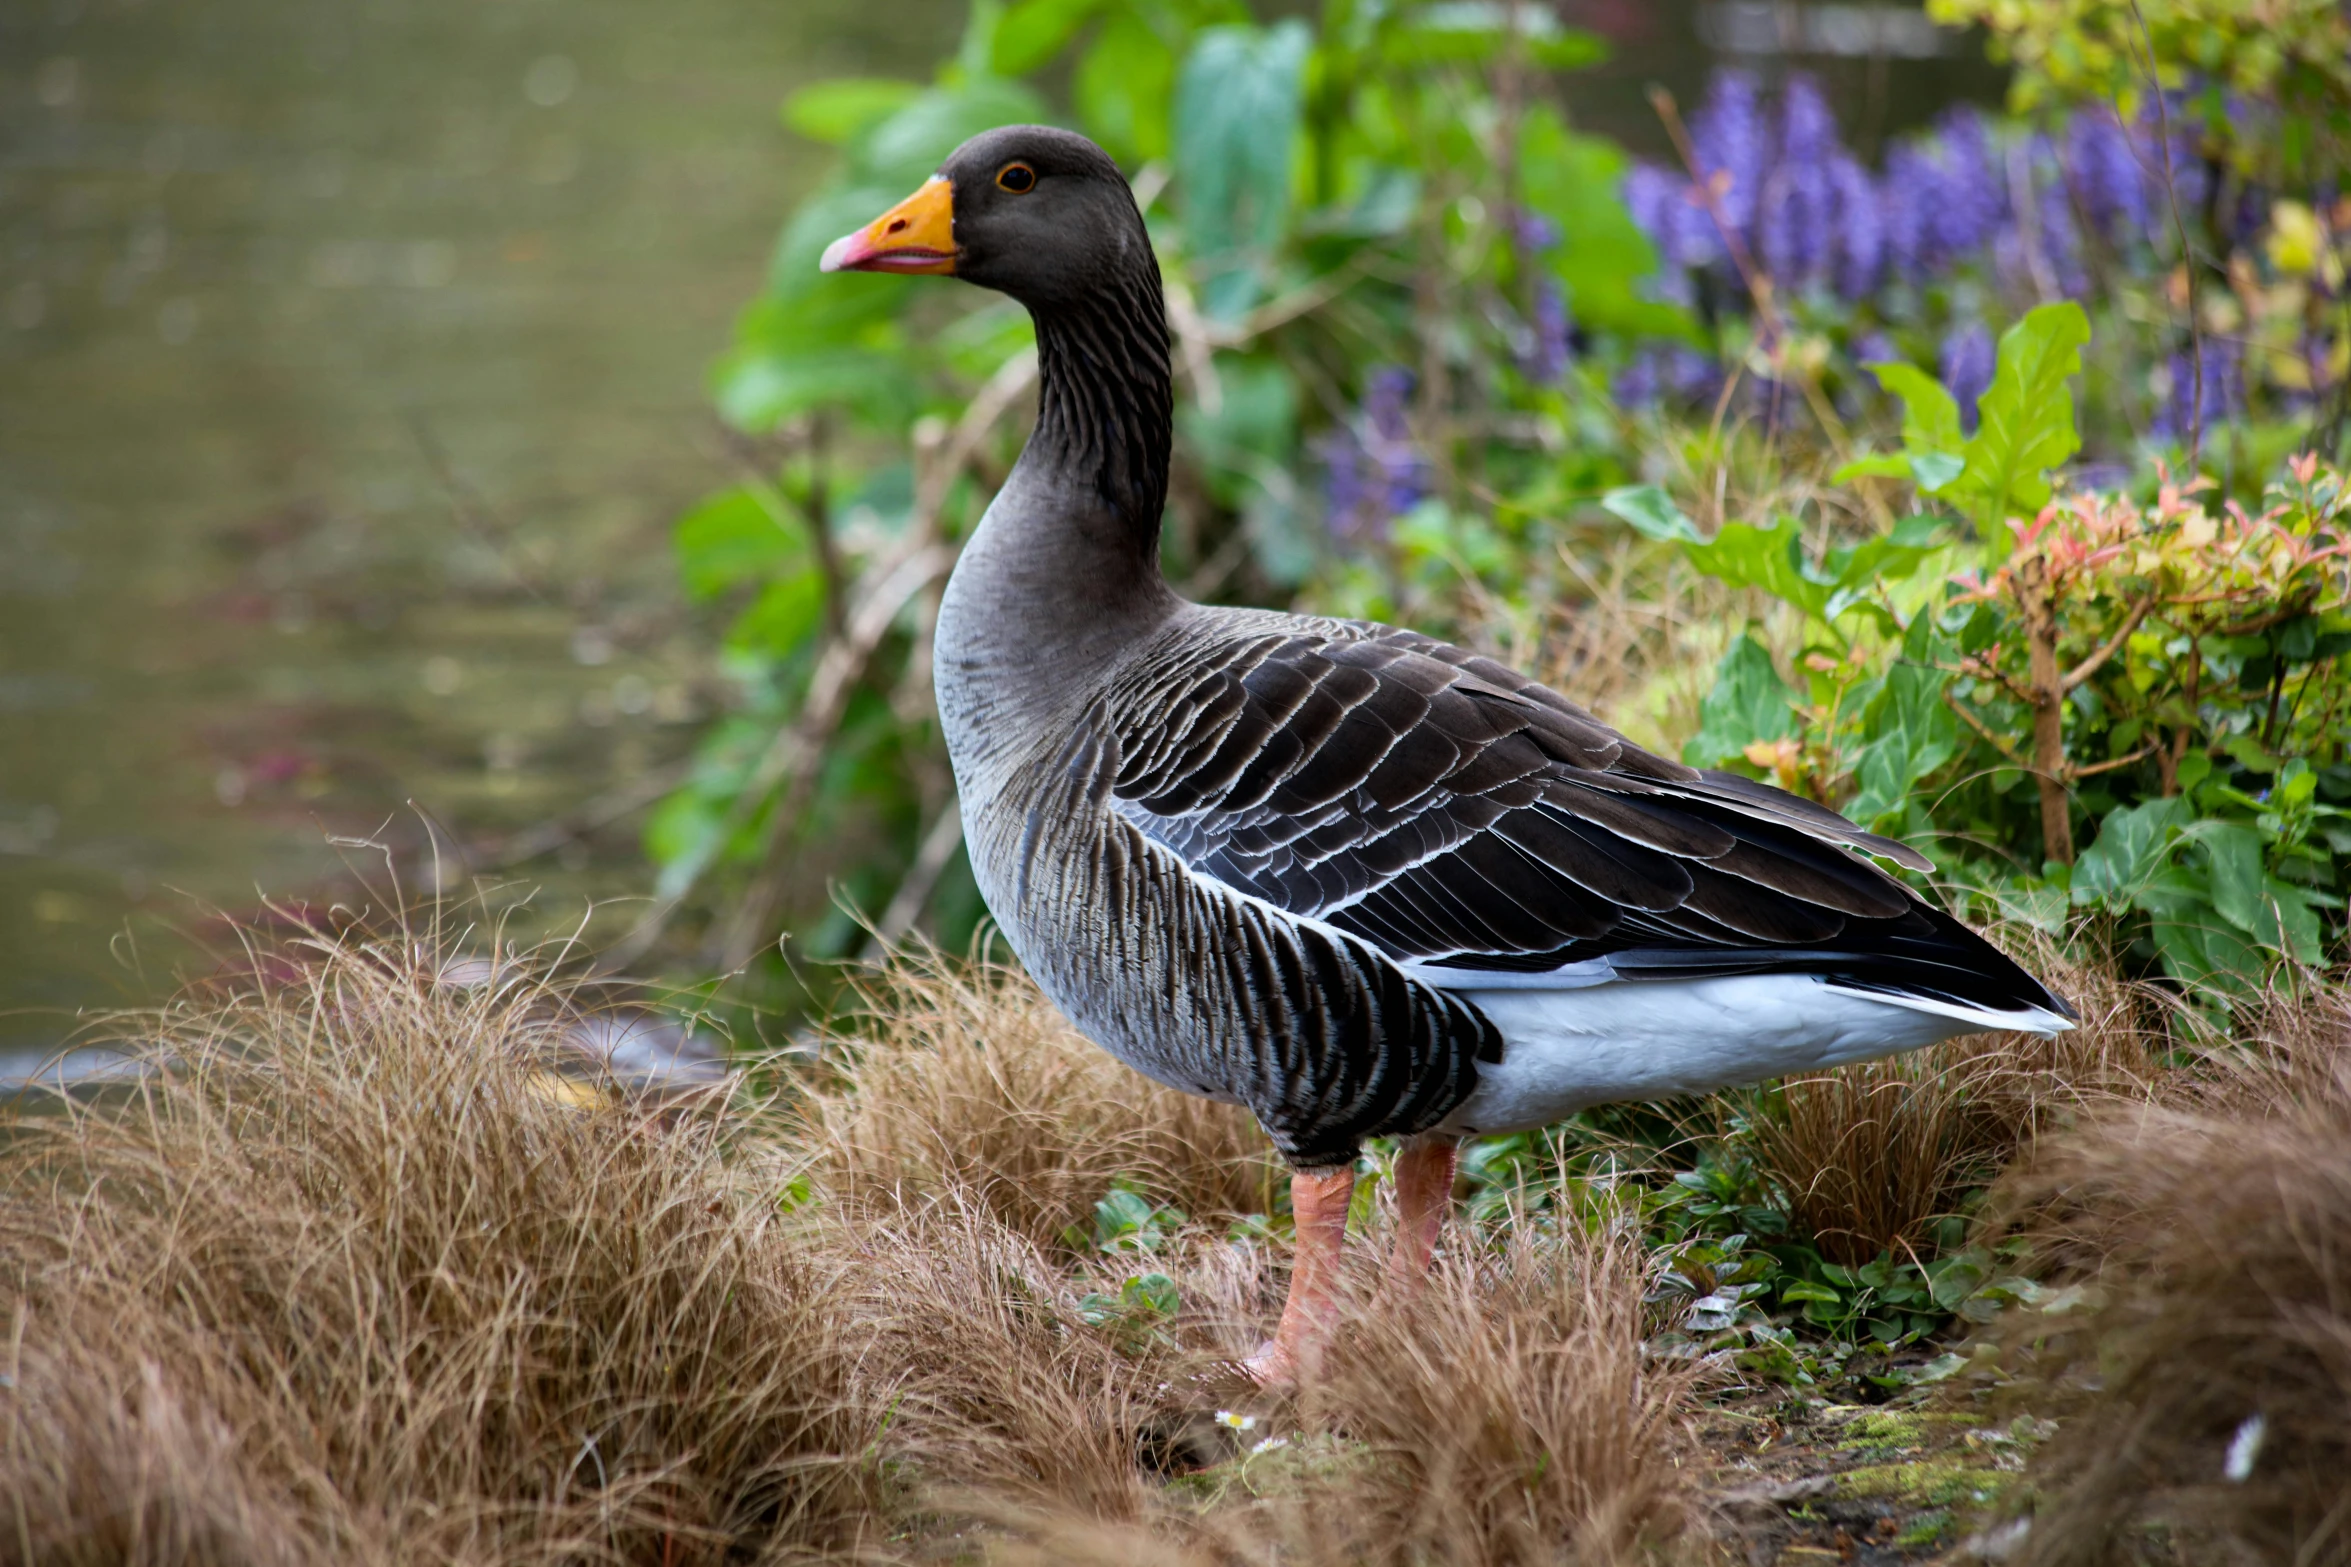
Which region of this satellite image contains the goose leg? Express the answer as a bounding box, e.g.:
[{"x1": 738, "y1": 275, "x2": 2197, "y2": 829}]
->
[
  {"x1": 1389, "y1": 1134, "x2": 1459, "y2": 1282},
  {"x1": 1244, "y1": 1165, "x2": 1356, "y2": 1386}
]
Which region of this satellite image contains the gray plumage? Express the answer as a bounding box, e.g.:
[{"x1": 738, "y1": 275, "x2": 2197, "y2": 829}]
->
[{"x1": 891, "y1": 125, "x2": 2074, "y2": 1173}]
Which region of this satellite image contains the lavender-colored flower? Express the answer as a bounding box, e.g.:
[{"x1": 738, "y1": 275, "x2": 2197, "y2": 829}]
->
[
  {"x1": 1317, "y1": 430, "x2": 1372, "y2": 541},
  {"x1": 2034, "y1": 142, "x2": 2089, "y2": 299},
  {"x1": 1613, "y1": 346, "x2": 1723, "y2": 410},
  {"x1": 1510, "y1": 208, "x2": 1562, "y2": 256},
  {"x1": 1691, "y1": 70, "x2": 1769, "y2": 251},
  {"x1": 1940, "y1": 323, "x2": 1995, "y2": 435},
  {"x1": 1362, "y1": 367, "x2": 1429, "y2": 518},
  {"x1": 2062, "y1": 106, "x2": 2149, "y2": 241},
  {"x1": 1624, "y1": 164, "x2": 1720, "y2": 272},
  {"x1": 1613, "y1": 352, "x2": 1660, "y2": 410},
  {"x1": 1757, "y1": 74, "x2": 1839, "y2": 285},
  {"x1": 1923, "y1": 106, "x2": 2005, "y2": 264},
  {"x1": 1521, "y1": 277, "x2": 1573, "y2": 386},
  {"x1": 1879, "y1": 142, "x2": 1933, "y2": 281},
  {"x1": 2153, "y1": 339, "x2": 2244, "y2": 440},
  {"x1": 1830, "y1": 154, "x2": 1882, "y2": 298},
  {"x1": 1850, "y1": 330, "x2": 1898, "y2": 373},
  {"x1": 1661, "y1": 346, "x2": 1725, "y2": 405}
]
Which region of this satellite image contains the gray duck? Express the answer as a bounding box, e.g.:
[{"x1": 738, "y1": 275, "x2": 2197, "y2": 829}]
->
[{"x1": 821, "y1": 125, "x2": 2074, "y2": 1383}]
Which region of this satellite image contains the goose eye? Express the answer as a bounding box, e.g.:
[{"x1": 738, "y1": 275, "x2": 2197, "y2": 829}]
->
[{"x1": 996, "y1": 162, "x2": 1037, "y2": 194}]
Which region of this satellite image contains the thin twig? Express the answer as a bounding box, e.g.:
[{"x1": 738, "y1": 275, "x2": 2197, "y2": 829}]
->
[{"x1": 2062, "y1": 594, "x2": 2157, "y2": 692}]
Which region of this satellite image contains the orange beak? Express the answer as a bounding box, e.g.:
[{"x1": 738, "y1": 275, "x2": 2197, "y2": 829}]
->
[{"x1": 819, "y1": 176, "x2": 957, "y2": 275}]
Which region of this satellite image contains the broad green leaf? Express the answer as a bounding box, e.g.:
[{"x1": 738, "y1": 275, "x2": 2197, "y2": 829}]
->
[
  {"x1": 674, "y1": 488, "x2": 805, "y2": 599},
  {"x1": 1825, "y1": 514, "x2": 1943, "y2": 590},
  {"x1": 990, "y1": 0, "x2": 1103, "y2": 76},
  {"x1": 1075, "y1": 11, "x2": 1179, "y2": 164},
  {"x1": 1867, "y1": 361, "x2": 1964, "y2": 455},
  {"x1": 1830, "y1": 452, "x2": 1914, "y2": 483},
  {"x1": 781, "y1": 78, "x2": 923, "y2": 145},
  {"x1": 1174, "y1": 21, "x2": 1311, "y2": 320},
  {"x1": 1600, "y1": 483, "x2": 1700, "y2": 542},
  {"x1": 1378, "y1": 4, "x2": 1606, "y2": 69},
  {"x1": 1954, "y1": 301, "x2": 2090, "y2": 548},
  {"x1": 1847, "y1": 663, "x2": 1958, "y2": 826},
  {"x1": 1909, "y1": 450, "x2": 1966, "y2": 491},
  {"x1": 726, "y1": 568, "x2": 828, "y2": 657},
  {"x1": 1780, "y1": 1280, "x2": 1841, "y2": 1305},
  {"x1": 1684, "y1": 634, "x2": 1797, "y2": 767},
  {"x1": 2072, "y1": 796, "x2": 2192, "y2": 909},
  {"x1": 2186, "y1": 819, "x2": 2267, "y2": 936},
  {"x1": 1686, "y1": 519, "x2": 1830, "y2": 621}
]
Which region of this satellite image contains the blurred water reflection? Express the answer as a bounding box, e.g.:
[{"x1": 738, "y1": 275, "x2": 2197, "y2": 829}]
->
[{"x1": 0, "y1": 0, "x2": 956, "y2": 1060}]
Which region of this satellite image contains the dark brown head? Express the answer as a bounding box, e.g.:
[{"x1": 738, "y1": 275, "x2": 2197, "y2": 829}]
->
[{"x1": 821, "y1": 125, "x2": 1154, "y2": 311}]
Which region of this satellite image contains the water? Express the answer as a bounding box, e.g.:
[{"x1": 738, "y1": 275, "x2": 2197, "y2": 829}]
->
[{"x1": 0, "y1": 0, "x2": 957, "y2": 1063}]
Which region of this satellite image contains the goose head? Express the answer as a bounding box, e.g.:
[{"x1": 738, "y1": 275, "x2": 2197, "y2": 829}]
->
[{"x1": 820, "y1": 125, "x2": 1152, "y2": 309}]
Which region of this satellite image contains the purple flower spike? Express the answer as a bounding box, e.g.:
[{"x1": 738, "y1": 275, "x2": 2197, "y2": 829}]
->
[
  {"x1": 1924, "y1": 106, "x2": 2005, "y2": 263},
  {"x1": 2063, "y1": 106, "x2": 2149, "y2": 241},
  {"x1": 1757, "y1": 74, "x2": 1839, "y2": 286},
  {"x1": 1521, "y1": 278, "x2": 1574, "y2": 387},
  {"x1": 1691, "y1": 70, "x2": 1769, "y2": 251},
  {"x1": 1613, "y1": 352, "x2": 1660, "y2": 410},
  {"x1": 1879, "y1": 143, "x2": 1931, "y2": 281},
  {"x1": 1939, "y1": 323, "x2": 1995, "y2": 435},
  {"x1": 1830, "y1": 155, "x2": 1882, "y2": 299}
]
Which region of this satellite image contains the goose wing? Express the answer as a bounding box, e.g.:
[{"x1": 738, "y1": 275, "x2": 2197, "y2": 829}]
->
[{"x1": 1108, "y1": 620, "x2": 2067, "y2": 1022}]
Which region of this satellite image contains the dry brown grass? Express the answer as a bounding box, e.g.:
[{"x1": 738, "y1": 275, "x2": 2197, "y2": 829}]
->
[
  {"x1": 1986, "y1": 981, "x2": 2351, "y2": 1565},
  {"x1": 801, "y1": 945, "x2": 1275, "y2": 1252},
  {"x1": 1728, "y1": 943, "x2": 2162, "y2": 1265},
  {"x1": 975, "y1": 1219, "x2": 1709, "y2": 1567},
  {"x1": 0, "y1": 933, "x2": 881, "y2": 1566}
]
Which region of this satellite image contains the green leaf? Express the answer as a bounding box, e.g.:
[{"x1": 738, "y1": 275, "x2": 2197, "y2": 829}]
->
[
  {"x1": 1600, "y1": 484, "x2": 1700, "y2": 542},
  {"x1": 1952, "y1": 301, "x2": 2091, "y2": 547},
  {"x1": 1868, "y1": 361, "x2": 1964, "y2": 455},
  {"x1": 2073, "y1": 796, "x2": 2193, "y2": 909},
  {"x1": 1830, "y1": 452, "x2": 1915, "y2": 483},
  {"x1": 1686, "y1": 518, "x2": 1830, "y2": 621},
  {"x1": 781, "y1": 78, "x2": 923, "y2": 145},
  {"x1": 990, "y1": 0, "x2": 1102, "y2": 76},
  {"x1": 674, "y1": 487, "x2": 805, "y2": 599},
  {"x1": 1684, "y1": 634, "x2": 1797, "y2": 767},
  {"x1": 1780, "y1": 1280, "x2": 1842, "y2": 1305},
  {"x1": 1120, "y1": 1271, "x2": 1181, "y2": 1317},
  {"x1": 2188, "y1": 819, "x2": 2268, "y2": 936},
  {"x1": 726, "y1": 568, "x2": 827, "y2": 657},
  {"x1": 1909, "y1": 450, "x2": 1966, "y2": 491},
  {"x1": 1075, "y1": 11, "x2": 1179, "y2": 164},
  {"x1": 1847, "y1": 663, "x2": 1958, "y2": 826},
  {"x1": 1174, "y1": 21, "x2": 1311, "y2": 320}
]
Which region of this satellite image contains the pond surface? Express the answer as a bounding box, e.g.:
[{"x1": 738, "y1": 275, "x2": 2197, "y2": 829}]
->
[{"x1": 0, "y1": 0, "x2": 957, "y2": 1064}]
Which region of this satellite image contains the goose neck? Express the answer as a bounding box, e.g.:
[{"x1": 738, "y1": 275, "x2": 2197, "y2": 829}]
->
[{"x1": 1023, "y1": 273, "x2": 1173, "y2": 569}]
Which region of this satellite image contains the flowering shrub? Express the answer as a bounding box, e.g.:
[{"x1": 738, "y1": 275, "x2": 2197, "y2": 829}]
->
[{"x1": 1620, "y1": 305, "x2": 2351, "y2": 995}]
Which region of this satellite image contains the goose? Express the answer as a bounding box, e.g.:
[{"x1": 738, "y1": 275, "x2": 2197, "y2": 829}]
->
[{"x1": 820, "y1": 125, "x2": 2075, "y2": 1383}]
